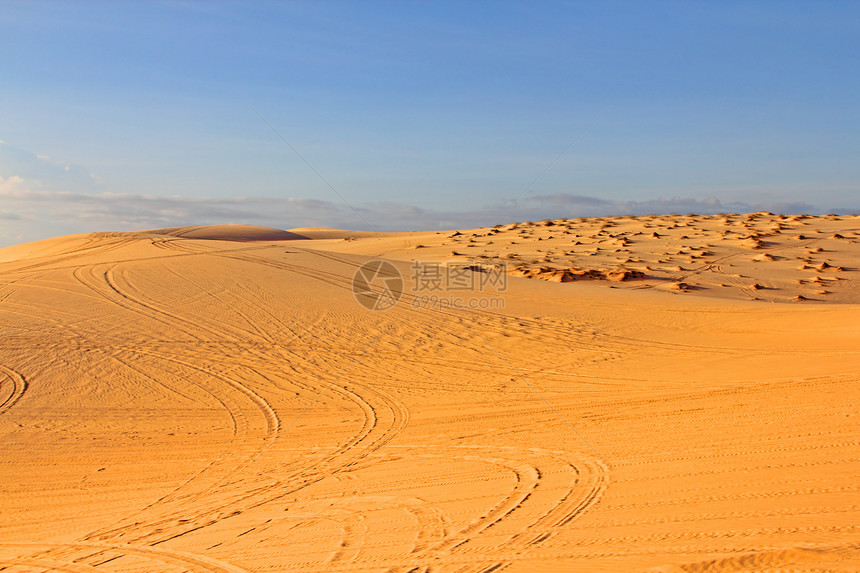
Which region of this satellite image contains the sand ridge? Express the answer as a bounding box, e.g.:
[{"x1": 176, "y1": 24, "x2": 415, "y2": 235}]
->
[{"x1": 0, "y1": 213, "x2": 858, "y2": 572}]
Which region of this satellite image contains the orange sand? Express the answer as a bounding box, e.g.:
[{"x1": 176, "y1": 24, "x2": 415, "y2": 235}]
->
[{"x1": 0, "y1": 213, "x2": 858, "y2": 572}]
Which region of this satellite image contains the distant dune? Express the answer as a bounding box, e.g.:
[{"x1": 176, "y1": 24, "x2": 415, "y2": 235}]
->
[
  {"x1": 0, "y1": 213, "x2": 858, "y2": 572},
  {"x1": 144, "y1": 224, "x2": 310, "y2": 242}
]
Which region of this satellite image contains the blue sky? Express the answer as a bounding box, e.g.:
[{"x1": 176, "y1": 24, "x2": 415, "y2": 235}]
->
[{"x1": 1, "y1": 1, "x2": 858, "y2": 246}]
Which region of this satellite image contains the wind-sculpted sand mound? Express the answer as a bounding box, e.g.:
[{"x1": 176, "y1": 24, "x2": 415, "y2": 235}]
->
[
  {"x1": 0, "y1": 213, "x2": 858, "y2": 572},
  {"x1": 509, "y1": 265, "x2": 646, "y2": 282}
]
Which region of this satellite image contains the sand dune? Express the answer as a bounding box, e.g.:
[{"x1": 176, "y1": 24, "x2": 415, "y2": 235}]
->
[
  {"x1": 145, "y1": 224, "x2": 311, "y2": 242},
  {"x1": 0, "y1": 213, "x2": 858, "y2": 572}
]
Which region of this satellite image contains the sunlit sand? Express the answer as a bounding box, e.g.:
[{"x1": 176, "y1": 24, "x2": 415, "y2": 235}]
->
[{"x1": 1, "y1": 213, "x2": 858, "y2": 571}]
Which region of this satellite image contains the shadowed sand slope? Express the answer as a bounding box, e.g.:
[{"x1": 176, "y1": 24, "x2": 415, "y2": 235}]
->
[{"x1": 0, "y1": 214, "x2": 858, "y2": 572}]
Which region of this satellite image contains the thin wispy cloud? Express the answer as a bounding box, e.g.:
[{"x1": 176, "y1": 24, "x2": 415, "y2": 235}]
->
[
  {"x1": 1, "y1": 181, "x2": 850, "y2": 249},
  {"x1": 0, "y1": 141, "x2": 855, "y2": 248}
]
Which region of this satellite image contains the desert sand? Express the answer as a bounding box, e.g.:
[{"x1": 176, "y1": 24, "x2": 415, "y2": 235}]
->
[{"x1": 0, "y1": 213, "x2": 858, "y2": 572}]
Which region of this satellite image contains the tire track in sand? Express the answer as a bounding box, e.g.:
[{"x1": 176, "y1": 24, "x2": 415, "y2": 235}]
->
[
  {"x1": 66, "y1": 243, "x2": 603, "y2": 571},
  {"x1": 354, "y1": 446, "x2": 609, "y2": 573},
  {"x1": 0, "y1": 542, "x2": 250, "y2": 573},
  {"x1": 0, "y1": 364, "x2": 27, "y2": 415},
  {"x1": 75, "y1": 258, "x2": 410, "y2": 555},
  {"x1": 201, "y1": 248, "x2": 611, "y2": 572},
  {"x1": 70, "y1": 261, "x2": 287, "y2": 548}
]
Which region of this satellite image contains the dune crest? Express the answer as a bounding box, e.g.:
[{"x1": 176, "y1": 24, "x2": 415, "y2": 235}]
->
[{"x1": 145, "y1": 224, "x2": 310, "y2": 242}]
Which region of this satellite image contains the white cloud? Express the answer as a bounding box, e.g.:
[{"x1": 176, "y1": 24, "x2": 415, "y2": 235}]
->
[
  {"x1": 0, "y1": 175, "x2": 27, "y2": 196},
  {"x1": 0, "y1": 142, "x2": 98, "y2": 195}
]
